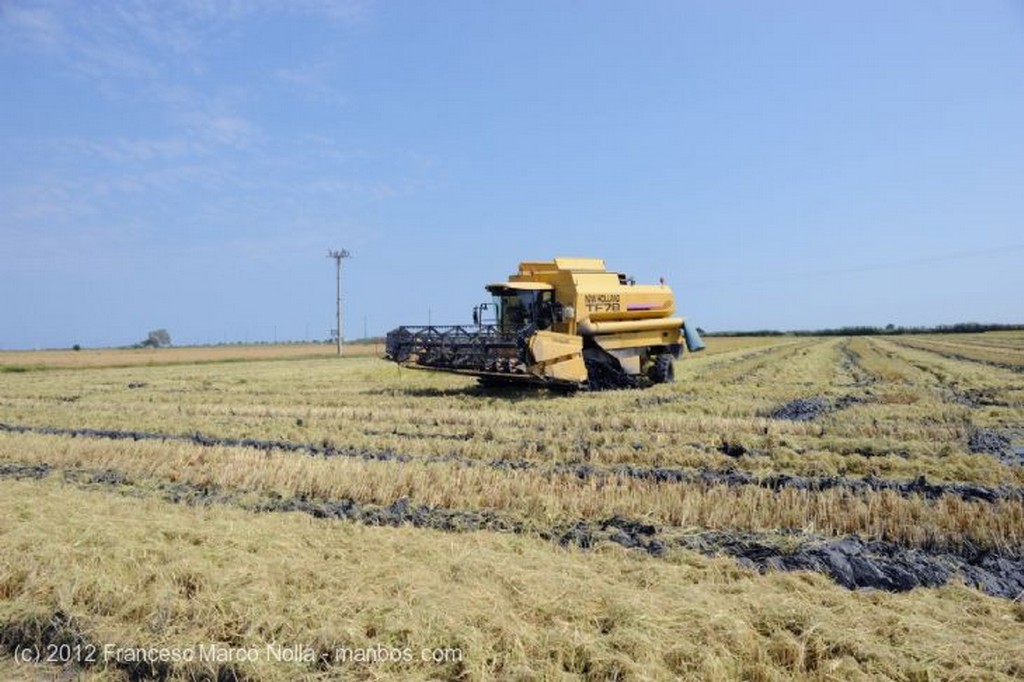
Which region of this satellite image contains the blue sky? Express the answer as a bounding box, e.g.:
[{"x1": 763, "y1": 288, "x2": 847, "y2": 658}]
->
[{"x1": 2, "y1": 1, "x2": 1022, "y2": 349}]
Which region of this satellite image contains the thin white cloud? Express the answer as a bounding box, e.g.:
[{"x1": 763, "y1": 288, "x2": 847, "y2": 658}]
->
[
  {"x1": 176, "y1": 0, "x2": 369, "y2": 22},
  {"x1": 0, "y1": 0, "x2": 372, "y2": 152},
  {"x1": 1, "y1": 177, "x2": 98, "y2": 225},
  {"x1": 0, "y1": 0, "x2": 393, "y2": 250},
  {"x1": 0, "y1": 4, "x2": 65, "y2": 52},
  {"x1": 144, "y1": 82, "x2": 260, "y2": 149},
  {"x1": 4, "y1": 135, "x2": 200, "y2": 164},
  {"x1": 1, "y1": 0, "x2": 365, "y2": 107},
  {"x1": 296, "y1": 133, "x2": 359, "y2": 162},
  {"x1": 2, "y1": 3, "x2": 159, "y2": 82},
  {"x1": 199, "y1": 115, "x2": 259, "y2": 147},
  {"x1": 272, "y1": 57, "x2": 348, "y2": 106},
  {"x1": 89, "y1": 163, "x2": 227, "y2": 197},
  {"x1": 307, "y1": 178, "x2": 402, "y2": 200},
  {"x1": 93, "y1": 137, "x2": 203, "y2": 163},
  {"x1": 111, "y1": 3, "x2": 202, "y2": 59}
]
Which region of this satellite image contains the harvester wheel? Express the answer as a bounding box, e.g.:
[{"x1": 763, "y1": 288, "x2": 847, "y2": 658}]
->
[{"x1": 650, "y1": 353, "x2": 675, "y2": 384}]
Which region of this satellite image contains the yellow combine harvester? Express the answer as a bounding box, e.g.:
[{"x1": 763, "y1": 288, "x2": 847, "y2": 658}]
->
[{"x1": 384, "y1": 258, "x2": 704, "y2": 390}]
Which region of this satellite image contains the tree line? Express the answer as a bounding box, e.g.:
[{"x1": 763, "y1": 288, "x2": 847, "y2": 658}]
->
[{"x1": 701, "y1": 322, "x2": 1024, "y2": 338}]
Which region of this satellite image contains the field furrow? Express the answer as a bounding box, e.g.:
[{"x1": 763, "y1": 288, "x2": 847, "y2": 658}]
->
[
  {"x1": 2, "y1": 463, "x2": 1023, "y2": 600},
  {"x1": 3, "y1": 422, "x2": 1021, "y2": 504},
  {"x1": 2, "y1": 428, "x2": 1022, "y2": 558},
  {"x1": 894, "y1": 336, "x2": 1024, "y2": 371}
]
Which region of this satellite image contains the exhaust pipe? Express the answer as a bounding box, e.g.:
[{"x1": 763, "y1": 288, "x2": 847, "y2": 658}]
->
[{"x1": 682, "y1": 321, "x2": 705, "y2": 352}]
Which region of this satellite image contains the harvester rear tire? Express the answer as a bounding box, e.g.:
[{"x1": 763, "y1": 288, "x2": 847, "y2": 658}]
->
[{"x1": 650, "y1": 353, "x2": 675, "y2": 384}]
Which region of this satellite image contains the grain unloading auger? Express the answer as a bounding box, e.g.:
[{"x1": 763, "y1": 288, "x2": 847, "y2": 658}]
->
[{"x1": 385, "y1": 258, "x2": 704, "y2": 390}]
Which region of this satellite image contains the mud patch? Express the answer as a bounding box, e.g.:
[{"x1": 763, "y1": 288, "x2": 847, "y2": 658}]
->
[
  {"x1": 0, "y1": 609, "x2": 250, "y2": 681},
  {"x1": 0, "y1": 611, "x2": 87, "y2": 658},
  {"x1": 554, "y1": 523, "x2": 1024, "y2": 599},
  {"x1": 0, "y1": 422, "x2": 414, "y2": 464},
  {"x1": 552, "y1": 516, "x2": 667, "y2": 556},
  {"x1": 839, "y1": 340, "x2": 876, "y2": 387},
  {"x1": 603, "y1": 466, "x2": 1022, "y2": 504},
  {"x1": 717, "y1": 440, "x2": 751, "y2": 458},
  {"x1": 969, "y1": 429, "x2": 1012, "y2": 455},
  {"x1": 766, "y1": 395, "x2": 865, "y2": 422},
  {"x1": 11, "y1": 461, "x2": 1024, "y2": 600},
  {"x1": 0, "y1": 462, "x2": 51, "y2": 479},
  {"x1": 689, "y1": 533, "x2": 1024, "y2": 598},
  {"x1": 895, "y1": 341, "x2": 1024, "y2": 375},
  {"x1": 960, "y1": 387, "x2": 1021, "y2": 408},
  {"x1": 769, "y1": 397, "x2": 829, "y2": 421},
  {"x1": 968, "y1": 429, "x2": 1023, "y2": 466},
  {"x1": 253, "y1": 493, "x2": 529, "y2": 535},
  {"x1": 5, "y1": 421, "x2": 1024, "y2": 503}
]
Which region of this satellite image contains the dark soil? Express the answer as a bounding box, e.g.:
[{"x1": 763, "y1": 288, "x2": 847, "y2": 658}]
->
[
  {"x1": 768, "y1": 397, "x2": 830, "y2": 421},
  {"x1": 0, "y1": 461, "x2": 52, "y2": 479},
  {"x1": 766, "y1": 395, "x2": 866, "y2": 422},
  {"x1": 567, "y1": 522, "x2": 1024, "y2": 599},
  {"x1": 890, "y1": 340, "x2": 1024, "y2": 374},
  {"x1": 4, "y1": 422, "x2": 1022, "y2": 502},
  {"x1": 5, "y1": 461, "x2": 1023, "y2": 600},
  {"x1": 968, "y1": 428, "x2": 1024, "y2": 466},
  {"x1": 838, "y1": 340, "x2": 877, "y2": 387},
  {"x1": 0, "y1": 609, "x2": 249, "y2": 682},
  {"x1": 685, "y1": 533, "x2": 1024, "y2": 598}
]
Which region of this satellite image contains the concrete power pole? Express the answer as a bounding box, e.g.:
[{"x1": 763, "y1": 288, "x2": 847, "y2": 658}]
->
[{"x1": 327, "y1": 249, "x2": 351, "y2": 356}]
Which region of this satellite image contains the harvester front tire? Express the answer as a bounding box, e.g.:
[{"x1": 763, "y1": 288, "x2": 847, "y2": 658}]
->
[{"x1": 650, "y1": 353, "x2": 675, "y2": 384}]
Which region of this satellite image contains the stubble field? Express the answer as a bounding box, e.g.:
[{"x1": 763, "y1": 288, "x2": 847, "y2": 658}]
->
[{"x1": 1, "y1": 334, "x2": 1023, "y2": 681}]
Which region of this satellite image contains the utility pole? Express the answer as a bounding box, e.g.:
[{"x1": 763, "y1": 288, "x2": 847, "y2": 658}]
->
[{"x1": 327, "y1": 249, "x2": 351, "y2": 356}]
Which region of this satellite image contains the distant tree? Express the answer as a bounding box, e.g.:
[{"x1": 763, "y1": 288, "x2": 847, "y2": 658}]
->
[
  {"x1": 885, "y1": 323, "x2": 895, "y2": 331},
  {"x1": 696, "y1": 327, "x2": 707, "y2": 336},
  {"x1": 140, "y1": 329, "x2": 172, "y2": 348},
  {"x1": 72, "y1": 344, "x2": 81, "y2": 351}
]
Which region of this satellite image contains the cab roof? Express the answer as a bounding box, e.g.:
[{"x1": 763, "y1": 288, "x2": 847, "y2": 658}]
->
[
  {"x1": 485, "y1": 281, "x2": 555, "y2": 294},
  {"x1": 518, "y1": 258, "x2": 606, "y2": 274}
]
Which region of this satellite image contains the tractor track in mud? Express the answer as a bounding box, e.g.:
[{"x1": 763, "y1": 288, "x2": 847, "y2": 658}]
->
[
  {"x1": 864, "y1": 341, "x2": 1024, "y2": 464},
  {"x1": 696, "y1": 340, "x2": 821, "y2": 385},
  {"x1": 686, "y1": 340, "x2": 808, "y2": 379},
  {"x1": 837, "y1": 339, "x2": 878, "y2": 388},
  {"x1": 2, "y1": 461, "x2": 1023, "y2": 600},
  {"x1": 873, "y1": 339, "x2": 996, "y2": 407},
  {"x1": 2, "y1": 422, "x2": 1021, "y2": 503},
  {"x1": 889, "y1": 339, "x2": 1024, "y2": 374},
  {"x1": 763, "y1": 394, "x2": 871, "y2": 422}
]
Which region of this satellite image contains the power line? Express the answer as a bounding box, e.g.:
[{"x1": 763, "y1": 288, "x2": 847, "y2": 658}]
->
[{"x1": 327, "y1": 249, "x2": 351, "y2": 356}]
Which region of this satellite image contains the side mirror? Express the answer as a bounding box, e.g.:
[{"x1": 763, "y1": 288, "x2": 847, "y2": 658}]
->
[{"x1": 553, "y1": 304, "x2": 575, "y2": 323}]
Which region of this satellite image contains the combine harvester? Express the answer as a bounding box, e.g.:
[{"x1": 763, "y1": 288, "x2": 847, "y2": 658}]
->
[{"x1": 384, "y1": 258, "x2": 704, "y2": 390}]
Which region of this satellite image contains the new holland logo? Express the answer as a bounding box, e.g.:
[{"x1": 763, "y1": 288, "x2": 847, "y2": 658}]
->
[{"x1": 584, "y1": 294, "x2": 620, "y2": 312}]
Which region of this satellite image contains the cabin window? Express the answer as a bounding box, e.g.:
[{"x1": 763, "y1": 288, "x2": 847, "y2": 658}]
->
[
  {"x1": 535, "y1": 291, "x2": 554, "y2": 330},
  {"x1": 493, "y1": 290, "x2": 553, "y2": 333}
]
